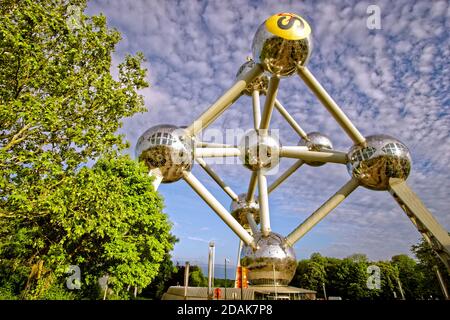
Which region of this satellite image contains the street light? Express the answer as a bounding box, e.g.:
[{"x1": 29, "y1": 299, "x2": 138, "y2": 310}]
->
[{"x1": 224, "y1": 258, "x2": 230, "y2": 300}]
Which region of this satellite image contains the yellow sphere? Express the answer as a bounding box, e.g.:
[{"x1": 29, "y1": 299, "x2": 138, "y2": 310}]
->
[{"x1": 252, "y1": 13, "x2": 312, "y2": 77}]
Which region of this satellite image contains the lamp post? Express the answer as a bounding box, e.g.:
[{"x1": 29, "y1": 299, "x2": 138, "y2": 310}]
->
[
  {"x1": 224, "y1": 258, "x2": 230, "y2": 300},
  {"x1": 208, "y1": 242, "x2": 215, "y2": 300}
]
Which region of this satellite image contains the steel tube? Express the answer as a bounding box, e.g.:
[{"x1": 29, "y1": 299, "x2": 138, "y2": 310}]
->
[
  {"x1": 195, "y1": 147, "x2": 241, "y2": 158},
  {"x1": 196, "y1": 158, "x2": 239, "y2": 201},
  {"x1": 268, "y1": 160, "x2": 304, "y2": 194},
  {"x1": 186, "y1": 64, "x2": 264, "y2": 136},
  {"x1": 297, "y1": 67, "x2": 365, "y2": 145},
  {"x1": 246, "y1": 171, "x2": 258, "y2": 203},
  {"x1": 285, "y1": 178, "x2": 359, "y2": 246},
  {"x1": 183, "y1": 171, "x2": 256, "y2": 249},
  {"x1": 274, "y1": 99, "x2": 308, "y2": 140},
  {"x1": 246, "y1": 212, "x2": 259, "y2": 235},
  {"x1": 280, "y1": 146, "x2": 348, "y2": 164},
  {"x1": 148, "y1": 168, "x2": 163, "y2": 190},
  {"x1": 252, "y1": 90, "x2": 261, "y2": 129},
  {"x1": 259, "y1": 76, "x2": 280, "y2": 130},
  {"x1": 258, "y1": 170, "x2": 271, "y2": 237},
  {"x1": 196, "y1": 141, "x2": 235, "y2": 148}
]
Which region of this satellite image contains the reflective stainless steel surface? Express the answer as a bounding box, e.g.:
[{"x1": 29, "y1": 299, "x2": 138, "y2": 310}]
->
[
  {"x1": 347, "y1": 134, "x2": 411, "y2": 190},
  {"x1": 230, "y1": 193, "x2": 260, "y2": 227},
  {"x1": 252, "y1": 14, "x2": 312, "y2": 77},
  {"x1": 299, "y1": 131, "x2": 334, "y2": 167},
  {"x1": 239, "y1": 129, "x2": 281, "y2": 172},
  {"x1": 240, "y1": 232, "x2": 297, "y2": 286},
  {"x1": 236, "y1": 60, "x2": 269, "y2": 95},
  {"x1": 135, "y1": 124, "x2": 194, "y2": 183}
]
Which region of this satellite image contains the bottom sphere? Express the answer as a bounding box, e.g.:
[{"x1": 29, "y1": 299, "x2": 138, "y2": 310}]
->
[{"x1": 240, "y1": 232, "x2": 296, "y2": 286}]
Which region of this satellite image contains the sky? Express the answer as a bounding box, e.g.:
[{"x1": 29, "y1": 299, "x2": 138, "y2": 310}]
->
[{"x1": 86, "y1": 0, "x2": 450, "y2": 273}]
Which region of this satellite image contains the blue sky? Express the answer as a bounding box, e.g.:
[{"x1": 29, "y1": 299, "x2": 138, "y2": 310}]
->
[{"x1": 86, "y1": 0, "x2": 450, "y2": 271}]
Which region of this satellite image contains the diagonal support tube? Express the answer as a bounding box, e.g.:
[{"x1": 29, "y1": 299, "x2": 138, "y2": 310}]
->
[
  {"x1": 196, "y1": 158, "x2": 239, "y2": 202},
  {"x1": 268, "y1": 160, "x2": 304, "y2": 194},
  {"x1": 183, "y1": 171, "x2": 256, "y2": 249},
  {"x1": 246, "y1": 171, "x2": 258, "y2": 203},
  {"x1": 297, "y1": 67, "x2": 366, "y2": 145},
  {"x1": 259, "y1": 76, "x2": 280, "y2": 130},
  {"x1": 274, "y1": 99, "x2": 308, "y2": 140},
  {"x1": 285, "y1": 178, "x2": 359, "y2": 246},
  {"x1": 280, "y1": 146, "x2": 348, "y2": 164},
  {"x1": 258, "y1": 170, "x2": 271, "y2": 237},
  {"x1": 246, "y1": 212, "x2": 259, "y2": 235},
  {"x1": 186, "y1": 64, "x2": 264, "y2": 136}
]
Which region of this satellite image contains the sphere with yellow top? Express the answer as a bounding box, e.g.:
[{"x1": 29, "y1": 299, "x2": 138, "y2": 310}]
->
[{"x1": 252, "y1": 13, "x2": 312, "y2": 77}]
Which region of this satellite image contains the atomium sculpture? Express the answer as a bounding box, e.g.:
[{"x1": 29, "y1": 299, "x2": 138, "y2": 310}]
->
[{"x1": 136, "y1": 12, "x2": 450, "y2": 286}]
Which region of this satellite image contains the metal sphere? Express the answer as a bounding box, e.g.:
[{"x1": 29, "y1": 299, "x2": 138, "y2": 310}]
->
[
  {"x1": 240, "y1": 232, "x2": 297, "y2": 286},
  {"x1": 236, "y1": 60, "x2": 269, "y2": 95},
  {"x1": 135, "y1": 124, "x2": 194, "y2": 183},
  {"x1": 252, "y1": 12, "x2": 312, "y2": 77},
  {"x1": 299, "y1": 132, "x2": 334, "y2": 167},
  {"x1": 347, "y1": 135, "x2": 412, "y2": 190},
  {"x1": 238, "y1": 129, "x2": 281, "y2": 172},
  {"x1": 230, "y1": 193, "x2": 260, "y2": 228}
]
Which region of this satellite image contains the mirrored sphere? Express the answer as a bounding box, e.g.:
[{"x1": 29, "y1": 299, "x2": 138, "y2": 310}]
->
[
  {"x1": 236, "y1": 60, "x2": 269, "y2": 95},
  {"x1": 252, "y1": 13, "x2": 312, "y2": 77},
  {"x1": 299, "y1": 132, "x2": 333, "y2": 167},
  {"x1": 135, "y1": 124, "x2": 194, "y2": 183},
  {"x1": 230, "y1": 193, "x2": 260, "y2": 228},
  {"x1": 238, "y1": 129, "x2": 281, "y2": 172},
  {"x1": 347, "y1": 135, "x2": 412, "y2": 190},
  {"x1": 240, "y1": 232, "x2": 297, "y2": 286}
]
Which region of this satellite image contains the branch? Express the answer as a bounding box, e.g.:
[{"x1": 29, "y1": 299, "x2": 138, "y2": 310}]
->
[{"x1": 3, "y1": 123, "x2": 32, "y2": 151}]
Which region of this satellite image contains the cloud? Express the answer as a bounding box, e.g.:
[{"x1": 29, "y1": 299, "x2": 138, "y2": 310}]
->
[
  {"x1": 187, "y1": 236, "x2": 215, "y2": 244},
  {"x1": 87, "y1": 0, "x2": 450, "y2": 262}
]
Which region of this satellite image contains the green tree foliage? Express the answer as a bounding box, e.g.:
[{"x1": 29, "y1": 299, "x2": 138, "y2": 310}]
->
[
  {"x1": 140, "y1": 248, "x2": 178, "y2": 300},
  {"x1": 0, "y1": 156, "x2": 175, "y2": 299},
  {"x1": 0, "y1": 0, "x2": 176, "y2": 299},
  {"x1": 291, "y1": 238, "x2": 450, "y2": 300},
  {"x1": 292, "y1": 258, "x2": 326, "y2": 296},
  {"x1": 411, "y1": 237, "x2": 450, "y2": 299},
  {"x1": 0, "y1": 0, "x2": 148, "y2": 221},
  {"x1": 391, "y1": 254, "x2": 422, "y2": 299},
  {"x1": 148, "y1": 263, "x2": 208, "y2": 292},
  {"x1": 291, "y1": 253, "x2": 428, "y2": 300}
]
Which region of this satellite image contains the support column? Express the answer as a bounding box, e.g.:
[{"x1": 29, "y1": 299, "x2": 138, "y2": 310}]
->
[
  {"x1": 286, "y1": 178, "x2": 359, "y2": 246},
  {"x1": 259, "y1": 76, "x2": 280, "y2": 130},
  {"x1": 186, "y1": 64, "x2": 264, "y2": 136},
  {"x1": 389, "y1": 178, "x2": 450, "y2": 272},
  {"x1": 182, "y1": 171, "x2": 256, "y2": 249},
  {"x1": 258, "y1": 170, "x2": 271, "y2": 237},
  {"x1": 252, "y1": 90, "x2": 261, "y2": 129},
  {"x1": 297, "y1": 67, "x2": 365, "y2": 145}
]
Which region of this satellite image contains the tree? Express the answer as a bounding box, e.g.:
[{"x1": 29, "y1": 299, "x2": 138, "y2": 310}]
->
[
  {"x1": 412, "y1": 237, "x2": 450, "y2": 299},
  {"x1": 375, "y1": 261, "x2": 400, "y2": 300},
  {"x1": 291, "y1": 255, "x2": 327, "y2": 297},
  {"x1": 140, "y1": 243, "x2": 178, "y2": 300},
  {"x1": 164, "y1": 264, "x2": 208, "y2": 288},
  {"x1": 0, "y1": 1, "x2": 176, "y2": 299},
  {"x1": 391, "y1": 254, "x2": 422, "y2": 299},
  {"x1": 0, "y1": 156, "x2": 175, "y2": 299},
  {"x1": 1, "y1": 0, "x2": 148, "y2": 219}
]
